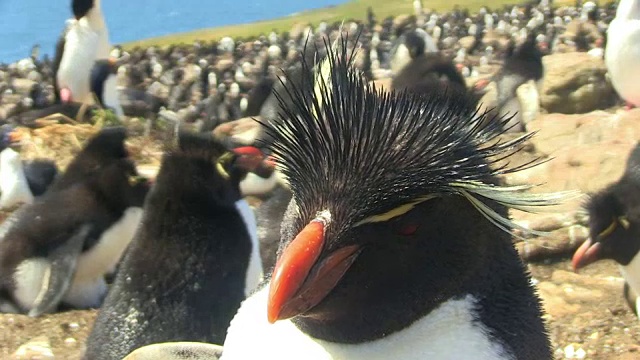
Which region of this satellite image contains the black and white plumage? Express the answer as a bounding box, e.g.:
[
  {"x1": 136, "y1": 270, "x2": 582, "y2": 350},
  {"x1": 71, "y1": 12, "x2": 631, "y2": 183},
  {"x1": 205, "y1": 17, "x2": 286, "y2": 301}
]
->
[
  {"x1": 0, "y1": 126, "x2": 58, "y2": 209},
  {"x1": 218, "y1": 38, "x2": 563, "y2": 359},
  {"x1": 55, "y1": 0, "x2": 123, "y2": 116},
  {"x1": 0, "y1": 127, "x2": 149, "y2": 317},
  {"x1": 84, "y1": 133, "x2": 263, "y2": 360},
  {"x1": 573, "y1": 143, "x2": 640, "y2": 319},
  {"x1": 480, "y1": 32, "x2": 544, "y2": 133}
]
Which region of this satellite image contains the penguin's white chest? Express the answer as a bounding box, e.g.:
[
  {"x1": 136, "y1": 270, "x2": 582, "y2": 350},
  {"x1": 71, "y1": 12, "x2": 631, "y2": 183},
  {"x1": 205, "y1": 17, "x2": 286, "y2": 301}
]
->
[
  {"x1": 620, "y1": 252, "x2": 640, "y2": 318},
  {"x1": 12, "y1": 207, "x2": 143, "y2": 310},
  {"x1": 0, "y1": 148, "x2": 33, "y2": 209},
  {"x1": 234, "y1": 200, "x2": 263, "y2": 296},
  {"x1": 74, "y1": 206, "x2": 143, "y2": 282},
  {"x1": 57, "y1": 23, "x2": 101, "y2": 105},
  {"x1": 222, "y1": 287, "x2": 511, "y2": 360},
  {"x1": 605, "y1": 18, "x2": 640, "y2": 106}
]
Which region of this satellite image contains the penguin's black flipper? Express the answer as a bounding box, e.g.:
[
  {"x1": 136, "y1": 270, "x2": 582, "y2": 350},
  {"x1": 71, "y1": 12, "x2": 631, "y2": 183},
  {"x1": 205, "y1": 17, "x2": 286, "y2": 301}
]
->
[
  {"x1": 28, "y1": 224, "x2": 92, "y2": 317},
  {"x1": 122, "y1": 342, "x2": 223, "y2": 360}
]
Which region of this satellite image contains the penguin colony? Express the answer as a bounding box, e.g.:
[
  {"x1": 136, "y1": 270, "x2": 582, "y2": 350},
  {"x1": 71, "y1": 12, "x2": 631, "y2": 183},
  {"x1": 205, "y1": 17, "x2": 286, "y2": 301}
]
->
[{"x1": 0, "y1": 0, "x2": 639, "y2": 359}]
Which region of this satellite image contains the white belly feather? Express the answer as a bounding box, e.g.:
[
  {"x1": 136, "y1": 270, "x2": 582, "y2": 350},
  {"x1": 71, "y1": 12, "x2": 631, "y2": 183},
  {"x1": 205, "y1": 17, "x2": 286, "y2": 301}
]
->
[{"x1": 222, "y1": 286, "x2": 511, "y2": 360}]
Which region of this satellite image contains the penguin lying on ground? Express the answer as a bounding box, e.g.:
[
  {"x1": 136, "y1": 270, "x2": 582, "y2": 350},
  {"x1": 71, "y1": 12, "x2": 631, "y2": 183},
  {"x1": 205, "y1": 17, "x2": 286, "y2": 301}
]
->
[
  {"x1": 0, "y1": 125, "x2": 59, "y2": 209},
  {"x1": 84, "y1": 133, "x2": 264, "y2": 360},
  {"x1": 128, "y1": 36, "x2": 564, "y2": 360},
  {"x1": 605, "y1": 0, "x2": 640, "y2": 108},
  {"x1": 572, "y1": 143, "x2": 640, "y2": 319},
  {"x1": 0, "y1": 127, "x2": 149, "y2": 316}
]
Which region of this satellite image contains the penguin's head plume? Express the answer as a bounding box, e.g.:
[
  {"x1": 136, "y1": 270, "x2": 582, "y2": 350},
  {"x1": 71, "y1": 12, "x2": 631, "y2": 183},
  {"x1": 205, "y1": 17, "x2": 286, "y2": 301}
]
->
[{"x1": 263, "y1": 34, "x2": 574, "y2": 323}]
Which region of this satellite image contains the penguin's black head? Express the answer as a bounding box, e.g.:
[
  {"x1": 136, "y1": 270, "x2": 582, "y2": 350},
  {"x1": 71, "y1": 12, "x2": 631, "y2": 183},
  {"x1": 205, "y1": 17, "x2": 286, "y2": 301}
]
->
[
  {"x1": 51, "y1": 127, "x2": 130, "y2": 191},
  {"x1": 156, "y1": 132, "x2": 272, "y2": 203},
  {"x1": 573, "y1": 144, "x2": 640, "y2": 269},
  {"x1": 401, "y1": 30, "x2": 426, "y2": 58},
  {"x1": 263, "y1": 36, "x2": 565, "y2": 328},
  {"x1": 72, "y1": 0, "x2": 96, "y2": 20},
  {"x1": 82, "y1": 127, "x2": 129, "y2": 160},
  {"x1": 94, "y1": 158, "x2": 151, "y2": 208}
]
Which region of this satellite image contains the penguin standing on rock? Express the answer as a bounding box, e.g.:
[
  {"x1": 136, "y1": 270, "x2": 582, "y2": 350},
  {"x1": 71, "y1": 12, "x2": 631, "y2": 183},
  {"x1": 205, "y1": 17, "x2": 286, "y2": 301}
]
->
[
  {"x1": 572, "y1": 143, "x2": 640, "y2": 319},
  {"x1": 135, "y1": 38, "x2": 562, "y2": 360},
  {"x1": 84, "y1": 133, "x2": 264, "y2": 360},
  {"x1": 0, "y1": 127, "x2": 149, "y2": 316}
]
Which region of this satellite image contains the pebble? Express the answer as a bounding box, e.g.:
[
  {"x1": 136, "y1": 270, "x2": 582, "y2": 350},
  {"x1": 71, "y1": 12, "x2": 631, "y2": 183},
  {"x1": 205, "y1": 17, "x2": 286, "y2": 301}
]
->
[{"x1": 11, "y1": 336, "x2": 54, "y2": 360}]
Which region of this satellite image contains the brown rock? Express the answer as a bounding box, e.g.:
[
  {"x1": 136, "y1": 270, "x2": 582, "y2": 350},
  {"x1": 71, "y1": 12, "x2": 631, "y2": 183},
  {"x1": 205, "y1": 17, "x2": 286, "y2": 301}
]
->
[
  {"x1": 503, "y1": 109, "x2": 640, "y2": 195},
  {"x1": 540, "y1": 52, "x2": 617, "y2": 114},
  {"x1": 458, "y1": 36, "x2": 476, "y2": 51},
  {"x1": 212, "y1": 116, "x2": 262, "y2": 147},
  {"x1": 11, "y1": 336, "x2": 54, "y2": 360}
]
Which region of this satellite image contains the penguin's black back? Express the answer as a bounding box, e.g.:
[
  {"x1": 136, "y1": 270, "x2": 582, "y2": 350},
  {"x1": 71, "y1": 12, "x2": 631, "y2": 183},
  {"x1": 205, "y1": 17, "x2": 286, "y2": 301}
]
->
[{"x1": 83, "y1": 133, "x2": 253, "y2": 360}]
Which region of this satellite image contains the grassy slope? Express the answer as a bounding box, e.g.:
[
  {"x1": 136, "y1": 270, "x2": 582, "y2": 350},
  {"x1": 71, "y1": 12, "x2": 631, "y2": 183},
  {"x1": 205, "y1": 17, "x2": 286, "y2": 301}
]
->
[{"x1": 122, "y1": 0, "x2": 573, "y2": 49}]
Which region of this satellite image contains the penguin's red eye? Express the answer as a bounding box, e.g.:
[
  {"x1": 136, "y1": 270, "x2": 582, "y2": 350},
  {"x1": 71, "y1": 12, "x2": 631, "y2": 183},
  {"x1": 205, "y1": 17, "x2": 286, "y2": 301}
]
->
[{"x1": 397, "y1": 224, "x2": 419, "y2": 236}]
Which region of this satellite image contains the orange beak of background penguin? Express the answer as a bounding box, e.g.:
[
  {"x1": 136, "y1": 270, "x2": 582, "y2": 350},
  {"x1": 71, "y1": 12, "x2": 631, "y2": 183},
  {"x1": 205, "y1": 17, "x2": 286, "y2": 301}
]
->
[
  {"x1": 571, "y1": 238, "x2": 602, "y2": 271},
  {"x1": 267, "y1": 216, "x2": 362, "y2": 323}
]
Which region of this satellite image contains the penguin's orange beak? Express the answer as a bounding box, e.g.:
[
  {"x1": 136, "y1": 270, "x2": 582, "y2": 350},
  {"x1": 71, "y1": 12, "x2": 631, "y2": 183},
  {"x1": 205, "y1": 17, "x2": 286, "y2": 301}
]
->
[
  {"x1": 7, "y1": 130, "x2": 22, "y2": 145},
  {"x1": 571, "y1": 238, "x2": 602, "y2": 271},
  {"x1": 267, "y1": 216, "x2": 361, "y2": 323}
]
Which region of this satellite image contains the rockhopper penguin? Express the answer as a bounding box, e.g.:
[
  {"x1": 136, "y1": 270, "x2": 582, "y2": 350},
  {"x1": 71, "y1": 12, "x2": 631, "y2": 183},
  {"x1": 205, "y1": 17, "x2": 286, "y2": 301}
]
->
[
  {"x1": 573, "y1": 143, "x2": 640, "y2": 319},
  {"x1": 83, "y1": 133, "x2": 264, "y2": 360},
  {"x1": 0, "y1": 127, "x2": 149, "y2": 316},
  {"x1": 139, "y1": 37, "x2": 563, "y2": 359}
]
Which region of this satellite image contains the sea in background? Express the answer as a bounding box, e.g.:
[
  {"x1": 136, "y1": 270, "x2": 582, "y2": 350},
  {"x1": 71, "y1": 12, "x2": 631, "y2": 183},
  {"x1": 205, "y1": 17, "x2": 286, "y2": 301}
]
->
[{"x1": 0, "y1": 0, "x2": 346, "y2": 64}]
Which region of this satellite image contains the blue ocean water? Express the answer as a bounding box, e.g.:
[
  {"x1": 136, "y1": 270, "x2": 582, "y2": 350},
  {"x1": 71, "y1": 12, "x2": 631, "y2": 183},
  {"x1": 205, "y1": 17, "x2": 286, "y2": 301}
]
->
[{"x1": 0, "y1": 0, "x2": 346, "y2": 64}]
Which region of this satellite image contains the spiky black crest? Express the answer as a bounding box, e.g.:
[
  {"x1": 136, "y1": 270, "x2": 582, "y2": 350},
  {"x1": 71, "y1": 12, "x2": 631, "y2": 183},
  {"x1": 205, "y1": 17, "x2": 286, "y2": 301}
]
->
[{"x1": 262, "y1": 34, "x2": 572, "y2": 236}]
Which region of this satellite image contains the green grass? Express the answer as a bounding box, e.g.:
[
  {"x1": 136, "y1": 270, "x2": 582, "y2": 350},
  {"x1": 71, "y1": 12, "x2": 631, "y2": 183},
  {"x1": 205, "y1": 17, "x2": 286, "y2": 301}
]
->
[{"x1": 122, "y1": 0, "x2": 573, "y2": 50}]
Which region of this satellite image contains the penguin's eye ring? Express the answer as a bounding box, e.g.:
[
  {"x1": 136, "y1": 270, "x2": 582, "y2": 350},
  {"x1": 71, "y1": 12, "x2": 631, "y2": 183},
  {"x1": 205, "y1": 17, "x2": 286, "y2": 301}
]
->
[
  {"x1": 216, "y1": 152, "x2": 234, "y2": 180},
  {"x1": 128, "y1": 174, "x2": 144, "y2": 186},
  {"x1": 397, "y1": 224, "x2": 419, "y2": 236}
]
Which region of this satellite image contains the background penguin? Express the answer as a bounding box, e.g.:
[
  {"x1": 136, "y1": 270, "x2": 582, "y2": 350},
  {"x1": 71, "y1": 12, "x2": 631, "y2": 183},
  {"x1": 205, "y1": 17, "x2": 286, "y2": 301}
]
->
[
  {"x1": 90, "y1": 56, "x2": 129, "y2": 117},
  {"x1": 389, "y1": 28, "x2": 439, "y2": 76},
  {"x1": 572, "y1": 143, "x2": 640, "y2": 319},
  {"x1": 83, "y1": 133, "x2": 264, "y2": 360},
  {"x1": 0, "y1": 126, "x2": 58, "y2": 209},
  {"x1": 216, "y1": 38, "x2": 557, "y2": 359},
  {"x1": 605, "y1": 0, "x2": 640, "y2": 108},
  {"x1": 0, "y1": 127, "x2": 149, "y2": 317},
  {"x1": 476, "y1": 32, "x2": 544, "y2": 133},
  {"x1": 56, "y1": 0, "x2": 120, "y2": 113}
]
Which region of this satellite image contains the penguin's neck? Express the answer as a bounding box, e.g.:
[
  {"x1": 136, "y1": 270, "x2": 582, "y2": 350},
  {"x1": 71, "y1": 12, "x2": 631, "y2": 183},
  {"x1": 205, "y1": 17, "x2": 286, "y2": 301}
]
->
[
  {"x1": 620, "y1": 251, "x2": 640, "y2": 298},
  {"x1": 616, "y1": 0, "x2": 640, "y2": 21}
]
